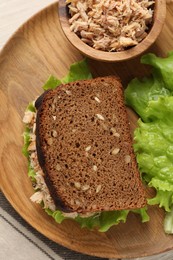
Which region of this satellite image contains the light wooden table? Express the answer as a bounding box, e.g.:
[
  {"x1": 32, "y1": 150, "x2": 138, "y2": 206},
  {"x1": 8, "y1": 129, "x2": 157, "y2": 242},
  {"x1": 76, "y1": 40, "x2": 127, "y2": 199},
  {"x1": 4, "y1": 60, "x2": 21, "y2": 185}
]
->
[{"x1": 0, "y1": 1, "x2": 173, "y2": 260}]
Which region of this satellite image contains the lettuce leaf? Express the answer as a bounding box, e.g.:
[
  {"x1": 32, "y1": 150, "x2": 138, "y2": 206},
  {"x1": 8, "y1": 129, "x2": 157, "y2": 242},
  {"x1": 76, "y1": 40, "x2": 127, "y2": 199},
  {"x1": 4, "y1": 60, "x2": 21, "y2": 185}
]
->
[
  {"x1": 141, "y1": 51, "x2": 173, "y2": 91},
  {"x1": 43, "y1": 58, "x2": 92, "y2": 90},
  {"x1": 26, "y1": 102, "x2": 36, "y2": 112},
  {"x1": 22, "y1": 127, "x2": 30, "y2": 158},
  {"x1": 23, "y1": 58, "x2": 149, "y2": 232},
  {"x1": 132, "y1": 207, "x2": 150, "y2": 223},
  {"x1": 22, "y1": 102, "x2": 36, "y2": 158},
  {"x1": 164, "y1": 206, "x2": 173, "y2": 234},
  {"x1": 44, "y1": 208, "x2": 130, "y2": 232},
  {"x1": 76, "y1": 210, "x2": 130, "y2": 232},
  {"x1": 44, "y1": 207, "x2": 149, "y2": 232},
  {"x1": 61, "y1": 58, "x2": 92, "y2": 83},
  {"x1": 125, "y1": 76, "x2": 170, "y2": 122},
  {"x1": 43, "y1": 75, "x2": 62, "y2": 90},
  {"x1": 148, "y1": 190, "x2": 173, "y2": 212},
  {"x1": 98, "y1": 210, "x2": 129, "y2": 232},
  {"x1": 125, "y1": 51, "x2": 173, "y2": 234}
]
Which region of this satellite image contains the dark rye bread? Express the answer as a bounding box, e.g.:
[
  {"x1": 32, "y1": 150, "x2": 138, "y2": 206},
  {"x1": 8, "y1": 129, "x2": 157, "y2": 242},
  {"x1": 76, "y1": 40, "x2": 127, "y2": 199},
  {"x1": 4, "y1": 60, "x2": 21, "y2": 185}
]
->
[{"x1": 35, "y1": 76, "x2": 146, "y2": 213}]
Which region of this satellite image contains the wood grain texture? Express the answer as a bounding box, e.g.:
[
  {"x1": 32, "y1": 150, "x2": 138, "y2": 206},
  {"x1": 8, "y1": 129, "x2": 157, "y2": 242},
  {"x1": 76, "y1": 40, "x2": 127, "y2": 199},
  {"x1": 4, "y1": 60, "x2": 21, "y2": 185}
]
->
[
  {"x1": 58, "y1": 0, "x2": 166, "y2": 62},
  {"x1": 1, "y1": 1, "x2": 173, "y2": 259}
]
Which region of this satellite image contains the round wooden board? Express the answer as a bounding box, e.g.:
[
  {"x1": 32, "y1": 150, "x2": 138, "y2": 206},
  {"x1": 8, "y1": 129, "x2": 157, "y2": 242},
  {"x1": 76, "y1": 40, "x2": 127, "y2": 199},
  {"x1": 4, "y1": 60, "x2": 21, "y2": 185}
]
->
[{"x1": 1, "y1": 2, "x2": 173, "y2": 259}]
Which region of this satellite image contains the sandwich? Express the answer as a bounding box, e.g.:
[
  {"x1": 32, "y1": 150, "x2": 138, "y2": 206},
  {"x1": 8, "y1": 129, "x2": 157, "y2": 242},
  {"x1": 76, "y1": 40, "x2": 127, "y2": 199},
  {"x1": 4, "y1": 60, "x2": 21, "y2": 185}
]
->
[{"x1": 23, "y1": 59, "x2": 148, "y2": 232}]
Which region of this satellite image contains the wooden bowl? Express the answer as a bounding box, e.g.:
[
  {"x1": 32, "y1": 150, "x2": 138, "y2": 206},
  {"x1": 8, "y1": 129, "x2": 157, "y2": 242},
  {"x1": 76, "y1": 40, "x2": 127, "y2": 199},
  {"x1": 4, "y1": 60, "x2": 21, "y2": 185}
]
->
[{"x1": 58, "y1": 0, "x2": 166, "y2": 62}]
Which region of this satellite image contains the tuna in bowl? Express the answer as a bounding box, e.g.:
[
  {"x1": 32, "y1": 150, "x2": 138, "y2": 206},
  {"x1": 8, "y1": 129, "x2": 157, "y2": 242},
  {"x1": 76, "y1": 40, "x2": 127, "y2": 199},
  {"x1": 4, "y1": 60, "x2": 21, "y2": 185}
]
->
[
  {"x1": 58, "y1": 0, "x2": 166, "y2": 62},
  {"x1": 67, "y1": 0, "x2": 155, "y2": 52}
]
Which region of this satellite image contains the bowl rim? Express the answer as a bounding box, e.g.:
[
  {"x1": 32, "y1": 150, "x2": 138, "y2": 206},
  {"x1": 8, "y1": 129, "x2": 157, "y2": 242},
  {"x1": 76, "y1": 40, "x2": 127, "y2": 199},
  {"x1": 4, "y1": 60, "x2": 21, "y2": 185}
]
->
[{"x1": 58, "y1": 0, "x2": 166, "y2": 62}]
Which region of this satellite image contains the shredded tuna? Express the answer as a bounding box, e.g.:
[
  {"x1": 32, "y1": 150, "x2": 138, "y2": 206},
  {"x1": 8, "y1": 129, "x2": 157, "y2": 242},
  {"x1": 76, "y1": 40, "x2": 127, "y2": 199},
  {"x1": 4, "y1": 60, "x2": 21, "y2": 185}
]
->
[
  {"x1": 23, "y1": 108, "x2": 56, "y2": 211},
  {"x1": 62, "y1": 212, "x2": 78, "y2": 218},
  {"x1": 23, "y1": 107, "x2": 96, "y2": 218},
  {"x1": 30, "y1": 172, "x2": 56, "y2": 211},
  {"x1": 67, "y1": 0, "x2": 155, "y2": 52},
  {"x1": 23, "y1": 110, "x2": 35, "y2": 124}
]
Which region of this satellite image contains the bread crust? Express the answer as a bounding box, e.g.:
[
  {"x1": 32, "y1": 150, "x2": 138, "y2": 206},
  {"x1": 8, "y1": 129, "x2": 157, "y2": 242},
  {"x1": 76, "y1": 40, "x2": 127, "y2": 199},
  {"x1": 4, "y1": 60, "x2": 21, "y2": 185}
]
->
[
  {"x1": 36, "y1": 90, "x2": 72, "y2": 212},
  {"x1": 36, "y1": 76, "x2": 146, "y2": 213}
]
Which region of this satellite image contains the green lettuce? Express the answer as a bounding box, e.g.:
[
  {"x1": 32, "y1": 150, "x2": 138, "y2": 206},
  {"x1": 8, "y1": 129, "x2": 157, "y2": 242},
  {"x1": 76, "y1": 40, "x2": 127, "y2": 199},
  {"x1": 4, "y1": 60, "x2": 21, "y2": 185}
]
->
[
  {"x1": 43, "y1": 58, "x2": 92, "y2": 90},
  {"x1": 22, "y1": 102, "x2": 36, "y2": 157},
  {"x1": 45, "y1": 208, "x2": 130, "y2": 232},
  {"x1": 125, "y1": 51, "x2": 173, "y2": 234},
  {"x1": 22, "y1": 126, "x2": 30, "y2": 158},
  {"x1": 141, "y1": 51, "x2": 173, "y2": 91},
  {"x1": 43, "y1": 75, "x2": 62, "y2": 90},
  {"x1": 73, "y1": 210, "x2": 129, "y2": 232},
  {"x1": 124, "y1": 52, "x2": 173, "y2": 122},
  {"x1": 27, "y1": 102, "x2": 36, "y2": 112},
  {"x1": 23, "y1": 58, "x2": 148, "y2": 232},
  {"x1": 164, "y1": 207, "x2": 173, "y2": 234},
  {"x1": 45, "y1": 207, "x2": 148, "y2": 232},
  {"x1": 125, "y1": 76, "x2": 170, "y2": 122}
]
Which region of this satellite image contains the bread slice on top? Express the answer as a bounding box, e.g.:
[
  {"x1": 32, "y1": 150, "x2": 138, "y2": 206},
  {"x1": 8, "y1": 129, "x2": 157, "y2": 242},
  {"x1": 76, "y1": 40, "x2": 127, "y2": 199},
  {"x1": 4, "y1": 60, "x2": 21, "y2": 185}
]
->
[{"x1": 35, "y1": 76, "x2": 146, "y2": 213}]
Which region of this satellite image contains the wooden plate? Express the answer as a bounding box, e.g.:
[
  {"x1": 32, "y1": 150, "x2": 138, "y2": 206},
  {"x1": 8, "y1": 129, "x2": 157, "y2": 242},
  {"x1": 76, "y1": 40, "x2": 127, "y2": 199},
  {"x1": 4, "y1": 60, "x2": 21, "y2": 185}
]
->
[{"x1": 1, "y1": 2, "x2": 173, "y2": 259}]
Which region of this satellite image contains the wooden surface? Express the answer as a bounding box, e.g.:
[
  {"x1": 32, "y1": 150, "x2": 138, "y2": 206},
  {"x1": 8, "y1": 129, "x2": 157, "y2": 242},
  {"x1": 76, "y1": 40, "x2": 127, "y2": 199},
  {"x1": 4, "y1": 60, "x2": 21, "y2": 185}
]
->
[
  {"x1": 58, "y1": 0, "x2": 166, "y2": 62},
  {"x1": 1, "y1": 1, "x2": 173, "y2": 259}
]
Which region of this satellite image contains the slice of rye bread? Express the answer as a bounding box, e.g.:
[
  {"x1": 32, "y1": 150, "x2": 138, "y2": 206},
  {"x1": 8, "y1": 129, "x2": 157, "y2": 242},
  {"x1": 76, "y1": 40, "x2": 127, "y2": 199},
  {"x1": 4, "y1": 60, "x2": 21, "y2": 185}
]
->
[{"x1": 35, "y1": 76, "x2": 146, "y2": 213}]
